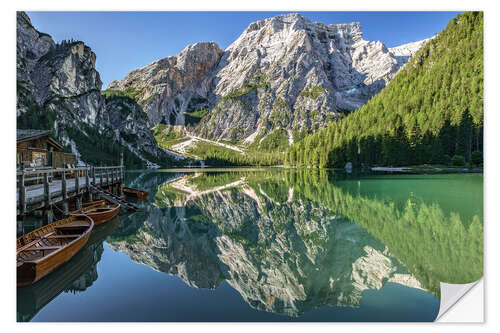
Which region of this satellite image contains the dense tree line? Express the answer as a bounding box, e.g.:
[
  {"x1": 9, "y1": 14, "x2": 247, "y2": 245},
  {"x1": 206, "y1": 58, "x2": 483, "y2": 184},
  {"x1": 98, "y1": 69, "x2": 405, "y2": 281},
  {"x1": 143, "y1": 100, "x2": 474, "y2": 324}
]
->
[
  {"x1": 285, "y1": 12, "x2": 483, "y2": 168},
  {"x1": 190, "y1": 141, "x2": 284, "y2": 166}
]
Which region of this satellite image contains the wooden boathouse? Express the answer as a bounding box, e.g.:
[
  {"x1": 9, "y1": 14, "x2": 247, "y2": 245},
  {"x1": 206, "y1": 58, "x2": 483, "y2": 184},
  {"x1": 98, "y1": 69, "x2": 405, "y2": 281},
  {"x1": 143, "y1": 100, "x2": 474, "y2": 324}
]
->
[
  {"x1": 17, "y1": 129, "x2": 76, "y2": 168},
  {"x1": 16, "y1": 130, "x2": 133, "y2": 235}
]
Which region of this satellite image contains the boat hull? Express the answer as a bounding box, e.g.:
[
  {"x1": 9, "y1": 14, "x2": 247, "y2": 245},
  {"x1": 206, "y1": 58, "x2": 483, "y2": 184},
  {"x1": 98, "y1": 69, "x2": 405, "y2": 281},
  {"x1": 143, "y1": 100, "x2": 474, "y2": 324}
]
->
[
  {"x1": 69, "y1": 201, "x2": 121, "y2": 226},
  {"x1": 17, "y1": 216, "x2": 93, "y2": 287},
  {"x1": 123, "y1": 187, "x2": 148, "y2": 198},
  {"x1": 88, "y1": 206, "x2": 120, "y2": 226}
]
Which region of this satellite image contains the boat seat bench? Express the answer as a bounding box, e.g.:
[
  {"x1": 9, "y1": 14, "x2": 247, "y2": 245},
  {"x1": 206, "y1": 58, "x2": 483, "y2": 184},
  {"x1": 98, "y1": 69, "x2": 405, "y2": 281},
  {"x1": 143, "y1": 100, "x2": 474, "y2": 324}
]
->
[
  {"x1": 54, "y1": 223, "x2": 90, "y2": 229},
  {"x1": 16, "y1": 233, "x2": 56, "y2": 252},
  {"x1": 21, "y1": 246, "x2": 61, "y2": 251}
]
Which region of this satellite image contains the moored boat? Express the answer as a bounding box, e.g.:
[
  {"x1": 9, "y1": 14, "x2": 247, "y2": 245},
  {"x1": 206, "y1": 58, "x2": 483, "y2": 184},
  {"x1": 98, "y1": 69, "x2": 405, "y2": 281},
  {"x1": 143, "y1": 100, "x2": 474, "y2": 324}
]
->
[
  {"x1": 17, "y1": 215, "x2": 94, "y2": 287},
  {"x1": 68, "y1": 200, "x2": 120, "y2": 226},
  {"x1": 122, "y1": 186, "x2": 148, "y2": 198}
]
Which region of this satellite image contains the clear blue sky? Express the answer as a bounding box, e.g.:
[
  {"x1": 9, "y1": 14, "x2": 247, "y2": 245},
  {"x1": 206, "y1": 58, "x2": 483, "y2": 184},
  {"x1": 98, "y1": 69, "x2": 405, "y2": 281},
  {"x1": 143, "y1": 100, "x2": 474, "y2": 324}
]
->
[{"x1": 27, "y1": 11, "x2": 461, "y2": 89}]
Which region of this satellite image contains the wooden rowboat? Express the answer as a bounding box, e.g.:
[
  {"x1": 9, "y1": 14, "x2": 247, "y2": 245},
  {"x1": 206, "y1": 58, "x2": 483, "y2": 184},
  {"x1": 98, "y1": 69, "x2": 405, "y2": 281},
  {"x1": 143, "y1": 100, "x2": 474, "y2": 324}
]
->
[
  {"x1": 82, "y1": 199, "x2": 105, "y2": 208},
  {"x1": 68, "y1": 200, "x2": 120, "y2": 226},
  {"x1": 122, "y1": 186, "x2": 148, "y2": 198},
  {"x1": 17, "y1": 215, "x2": 94, "y2": 287}
]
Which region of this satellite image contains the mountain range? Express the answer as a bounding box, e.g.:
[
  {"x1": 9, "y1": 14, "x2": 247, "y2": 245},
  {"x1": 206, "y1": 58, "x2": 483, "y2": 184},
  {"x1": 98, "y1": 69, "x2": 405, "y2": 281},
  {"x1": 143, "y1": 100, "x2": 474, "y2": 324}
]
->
[{"x1": 17, "y1": 11, "x2": 431, "y2": 167}]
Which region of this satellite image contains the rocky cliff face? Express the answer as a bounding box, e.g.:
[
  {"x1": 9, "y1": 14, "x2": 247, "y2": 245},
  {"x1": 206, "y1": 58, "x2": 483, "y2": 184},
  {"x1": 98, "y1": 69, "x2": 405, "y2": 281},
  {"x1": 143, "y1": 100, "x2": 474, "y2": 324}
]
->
[
  {"x1": 107, "y1": 42, "x2": 223, "y2": 124},
  {"x1": 16, "y1": 11, "x2": 55, "y2": 115},
  {"x1": 389, "y1": 38, "x2": 431, "y2": 67},
  {"x1": 108, "y1": 13, "x2": 429, "y2": 146},
  {"x1": 16, "y1": 11, "x2": 176, "y2": 168}
]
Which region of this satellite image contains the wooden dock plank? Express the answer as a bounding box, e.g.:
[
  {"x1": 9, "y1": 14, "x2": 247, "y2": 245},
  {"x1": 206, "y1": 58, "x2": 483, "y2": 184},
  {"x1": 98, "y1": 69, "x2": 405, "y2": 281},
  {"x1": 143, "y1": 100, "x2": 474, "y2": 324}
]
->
[{"x1": 17, "y1": 177, "x2": 88, "y2": 203}]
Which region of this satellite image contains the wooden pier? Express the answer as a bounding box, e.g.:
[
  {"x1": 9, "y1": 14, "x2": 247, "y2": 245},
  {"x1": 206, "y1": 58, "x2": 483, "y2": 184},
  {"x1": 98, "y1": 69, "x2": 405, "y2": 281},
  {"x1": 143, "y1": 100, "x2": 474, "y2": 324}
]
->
[{"x1": 17, "y1": 163, "x2": 126, "y2": 234}]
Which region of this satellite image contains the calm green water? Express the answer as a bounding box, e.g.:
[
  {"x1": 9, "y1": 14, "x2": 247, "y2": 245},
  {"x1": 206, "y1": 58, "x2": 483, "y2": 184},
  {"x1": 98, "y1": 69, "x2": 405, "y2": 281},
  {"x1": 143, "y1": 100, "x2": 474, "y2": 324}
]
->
[{"x1": 17, "y1": 169, "x2": 483, "y2": 322}]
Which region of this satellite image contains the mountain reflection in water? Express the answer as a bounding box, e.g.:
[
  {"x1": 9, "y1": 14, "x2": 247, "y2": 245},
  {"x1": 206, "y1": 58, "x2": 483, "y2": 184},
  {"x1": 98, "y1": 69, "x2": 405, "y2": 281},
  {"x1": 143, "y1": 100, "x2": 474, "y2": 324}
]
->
[{"x1": 18, "y1": 169, "x2": 482, "y2": 322}]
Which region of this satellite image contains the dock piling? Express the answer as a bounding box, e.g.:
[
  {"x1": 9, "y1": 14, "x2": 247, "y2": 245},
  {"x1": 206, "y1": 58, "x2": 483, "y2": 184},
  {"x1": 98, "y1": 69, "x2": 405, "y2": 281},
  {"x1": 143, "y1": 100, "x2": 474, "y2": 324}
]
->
[
  {"x1": 18, "y1": 171, "x2": 26, "y2": 216},
  {"x1": 75, "y1": 196, "x2": 82, "y2": 210},
  {"x1": 61, "y1": 168, "x2": 68, "y2": 214},
  {"x1": 42, "y1": 172, "x2": 53, "y2": 225},
  {"x1": 75, "y1": 171, "x2": 80, "y2": 195},
  {"x1": 17, "y1": 164, "x2": 126, "y2": 229}
]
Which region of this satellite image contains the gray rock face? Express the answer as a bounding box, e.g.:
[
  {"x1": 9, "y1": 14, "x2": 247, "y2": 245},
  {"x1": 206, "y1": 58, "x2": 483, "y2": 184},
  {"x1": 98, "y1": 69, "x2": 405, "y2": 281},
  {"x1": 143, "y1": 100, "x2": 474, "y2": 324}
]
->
[
  {"x1": 28, "y1": 40, "x2": 107, "y2": 130},
  {"x1": 31, "y1": 42, "x2": 102, "y2": 105},
  {"x1": 107, "y1": 42, "x2": 223, "y2": 124},
  {"x1": 16, "y1": 11, "x2": 55, "y2": 115},
  {"x1": 199, "y1": 14, "x2": 428, "y2": 142},
  {"x1": 17, "y1": 11, "x2": 104, "y2": 129},
  {"x1": 16, "y1": 11, "x2": 174, "y2": 167},
  {"x1": 108, "y1": 13, "x2": 429, "y2": 145},
  {"x1": 105, "y1": 96, "x2": 169, "y2": 164},
  {"x1": 389, "y1": 38, "x2": 431, "y2": 67}
]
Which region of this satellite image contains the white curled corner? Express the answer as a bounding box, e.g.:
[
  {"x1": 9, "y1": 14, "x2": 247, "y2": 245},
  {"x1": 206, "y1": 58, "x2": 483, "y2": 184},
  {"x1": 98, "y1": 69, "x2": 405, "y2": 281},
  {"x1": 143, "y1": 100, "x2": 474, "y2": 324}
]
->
[{"x1": 436, "y1": 278, "x2": 483, "y2": 322}]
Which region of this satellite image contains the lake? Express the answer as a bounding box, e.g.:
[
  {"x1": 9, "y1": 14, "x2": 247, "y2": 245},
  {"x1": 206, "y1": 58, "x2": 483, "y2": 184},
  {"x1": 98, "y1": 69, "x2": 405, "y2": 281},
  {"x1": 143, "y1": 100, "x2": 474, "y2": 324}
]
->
[{"x1": 17, "y1": 168, "x2": 483, "y2": 322}]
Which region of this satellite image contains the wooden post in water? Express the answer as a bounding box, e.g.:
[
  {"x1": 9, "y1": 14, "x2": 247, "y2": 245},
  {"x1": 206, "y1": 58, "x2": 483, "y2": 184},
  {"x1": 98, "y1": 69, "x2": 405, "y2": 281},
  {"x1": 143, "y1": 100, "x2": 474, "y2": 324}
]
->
[
  {"x1": 75, "y1": 168, "x2": 82, "y2": 210},
  {"x1": 17, "y1": 166, "x2": 26, "y2": 234},
  {"x1": 18, "y1": 171, "x2": 26, "y2": 216},
  {"x1": 92, "y1": 166, "x2": 96, "y2": 185},
  {"x1": 17, "y1": 216, "x2": 24, "y2": 237},
  {"x1": 62, "y1": 168, "x2": 68, "y2": 214},
  {"x1": 86, "y1": 166, "x2": 93, "y2": 202},
  {"x1": 43, "y1": 172, "x2": 53, "y2": 225},
  {"x1": 120, "y1": 153, "x2": 124, "y2": 197},
  {"x1": 120, "y1": 152, "x2": 124, "y2": 181},
  {"x1": 111, "y1": 168, "x2": 115, "y2": 194},
  {"x1": 75, "y1": 169, "x2": 80, "y2": 194},
  {"x1": 99, "y1": 167, "x2": 103, "y2": 186}
]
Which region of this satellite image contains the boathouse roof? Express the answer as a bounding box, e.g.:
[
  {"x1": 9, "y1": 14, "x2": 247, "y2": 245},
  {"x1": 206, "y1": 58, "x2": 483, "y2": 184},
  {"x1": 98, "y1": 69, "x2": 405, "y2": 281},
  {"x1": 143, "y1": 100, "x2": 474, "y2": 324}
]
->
[{"x1": 16, "y1": 129, "x2": 63, "y2": 150}]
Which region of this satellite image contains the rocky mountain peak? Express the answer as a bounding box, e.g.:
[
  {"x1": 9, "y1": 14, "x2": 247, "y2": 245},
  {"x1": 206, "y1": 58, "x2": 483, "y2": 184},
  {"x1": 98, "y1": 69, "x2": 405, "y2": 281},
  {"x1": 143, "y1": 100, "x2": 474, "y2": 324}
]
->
[
  {"x1": 94, "y1": 13, "x2": 431, "y2": 146},
  {"x1": 195, "y1": 14, "x2": 429, "y2": 143},
  {"x1": 389, "y1": 38, "x2": 433, "y2": 67},
  {"x1": 17, "y1": 11, "x2": 55, "y2": 67},
  {"x1": 32, "y1": 40, "x2": 102, "y2": 105},
  {"x1": 107, "y1": 41, "x2": 223, "y2": 124},
  {"x1": 108, "y1": 41, "x2": 222, "y2": 91},
  {"x1": 176, "y1": 41, "x2": 223, "y2": 71}
]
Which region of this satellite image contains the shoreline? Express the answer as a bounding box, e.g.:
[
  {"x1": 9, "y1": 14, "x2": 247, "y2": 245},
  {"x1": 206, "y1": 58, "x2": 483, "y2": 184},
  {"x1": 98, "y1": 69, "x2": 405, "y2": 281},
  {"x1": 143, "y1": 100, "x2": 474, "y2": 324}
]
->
[{"x1": 124, "y1": 165, "x2": 483, "y2": 175}]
